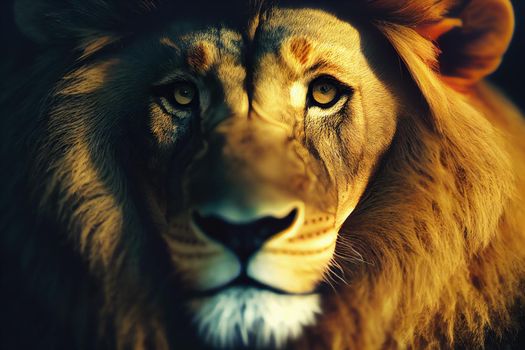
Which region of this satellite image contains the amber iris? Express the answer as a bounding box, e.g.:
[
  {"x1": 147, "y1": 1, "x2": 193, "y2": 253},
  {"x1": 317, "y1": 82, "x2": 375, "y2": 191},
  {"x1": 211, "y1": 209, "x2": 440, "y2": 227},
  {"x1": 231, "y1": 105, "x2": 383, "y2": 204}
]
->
[
  {"x1": 311, "y1": 79, "x2": 338, "y2": 106},
  {"x1": 173, "y1": 83, "x2": 196, "y2": 106}
]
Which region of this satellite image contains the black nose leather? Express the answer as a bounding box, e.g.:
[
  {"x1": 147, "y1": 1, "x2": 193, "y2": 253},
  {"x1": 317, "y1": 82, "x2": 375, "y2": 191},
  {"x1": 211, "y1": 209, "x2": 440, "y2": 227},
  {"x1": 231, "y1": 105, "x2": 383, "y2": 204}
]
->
[{"x1": 192, "y1": 209, "x2": 298, "y2": 262}]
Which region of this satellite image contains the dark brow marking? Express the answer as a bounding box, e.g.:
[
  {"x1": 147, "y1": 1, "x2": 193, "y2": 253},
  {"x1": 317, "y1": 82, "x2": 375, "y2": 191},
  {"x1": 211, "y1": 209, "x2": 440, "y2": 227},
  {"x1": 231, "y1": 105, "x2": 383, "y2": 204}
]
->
[
  {"x1": 187, "y1": 43, "x2": 212, "y2": 73},
  {"x1": 289, "y1": 37, "x2": 312, "y2": 65}
]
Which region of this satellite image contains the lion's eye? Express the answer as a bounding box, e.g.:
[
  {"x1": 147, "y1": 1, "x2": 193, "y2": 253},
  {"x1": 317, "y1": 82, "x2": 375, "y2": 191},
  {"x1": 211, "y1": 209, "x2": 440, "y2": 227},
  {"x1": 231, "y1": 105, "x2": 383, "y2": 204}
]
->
[
  {"x1": 173, "y1": 83, "x2": 196, "y2": 106},
  {"x1": 309, "y1": 77, "x2": 340, "y2": 108}
]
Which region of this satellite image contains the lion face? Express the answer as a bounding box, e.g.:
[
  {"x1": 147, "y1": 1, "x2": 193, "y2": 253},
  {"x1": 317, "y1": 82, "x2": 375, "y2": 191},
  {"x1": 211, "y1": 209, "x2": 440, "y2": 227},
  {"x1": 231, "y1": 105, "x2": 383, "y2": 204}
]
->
[
  {"x1": 137, "y1": 8, "x2": 404, "y2": 347},
  {"x1": 34, "y1": 5, "x2": 408, "y2": 350}
]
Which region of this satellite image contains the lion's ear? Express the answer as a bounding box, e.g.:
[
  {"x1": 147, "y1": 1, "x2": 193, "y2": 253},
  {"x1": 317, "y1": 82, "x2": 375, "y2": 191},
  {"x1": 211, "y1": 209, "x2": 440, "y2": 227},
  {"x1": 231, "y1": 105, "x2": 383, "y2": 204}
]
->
[{"x1": 416, "y1": 0, "x2": 515, "y2": 91}]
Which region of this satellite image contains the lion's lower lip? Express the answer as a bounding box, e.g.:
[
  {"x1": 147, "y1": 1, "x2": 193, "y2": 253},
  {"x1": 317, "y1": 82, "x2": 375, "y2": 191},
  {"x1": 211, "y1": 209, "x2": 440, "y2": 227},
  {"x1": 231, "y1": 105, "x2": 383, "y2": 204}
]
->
[{"x1": 190, "y1": 275, "x2": 317, "y2": 298}]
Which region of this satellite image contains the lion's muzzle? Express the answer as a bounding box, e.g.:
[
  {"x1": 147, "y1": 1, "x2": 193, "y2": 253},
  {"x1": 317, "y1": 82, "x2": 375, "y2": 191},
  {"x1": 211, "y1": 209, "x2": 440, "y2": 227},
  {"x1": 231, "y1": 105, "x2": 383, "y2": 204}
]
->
[
  {"x1": 164, "y1": 114, "x2": 338, "y2": 298},
  {"x1": 185, "y1": 116, "x2": 309, "y2": 277}
]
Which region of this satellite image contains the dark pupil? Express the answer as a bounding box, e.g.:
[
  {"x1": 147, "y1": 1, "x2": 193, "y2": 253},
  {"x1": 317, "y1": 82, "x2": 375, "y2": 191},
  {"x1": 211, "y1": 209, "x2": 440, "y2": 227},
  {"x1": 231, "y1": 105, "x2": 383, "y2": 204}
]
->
[
  {"x1": 320, "y1": 84, "x2": 331, "y2": 94},
  {"x1": 180, "y1": 88, "x2": 191, "y2": 97}
]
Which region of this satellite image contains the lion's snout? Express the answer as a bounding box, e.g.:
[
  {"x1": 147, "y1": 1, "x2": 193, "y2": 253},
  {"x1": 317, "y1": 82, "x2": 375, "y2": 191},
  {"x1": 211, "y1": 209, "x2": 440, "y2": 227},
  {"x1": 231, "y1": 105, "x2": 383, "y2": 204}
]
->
[
  {"x1": 185, "y1": 117, "x2": 309, "y2": 261},
  {"x1": 166, "y1": 117, "x2": 337, "y2": 294}
]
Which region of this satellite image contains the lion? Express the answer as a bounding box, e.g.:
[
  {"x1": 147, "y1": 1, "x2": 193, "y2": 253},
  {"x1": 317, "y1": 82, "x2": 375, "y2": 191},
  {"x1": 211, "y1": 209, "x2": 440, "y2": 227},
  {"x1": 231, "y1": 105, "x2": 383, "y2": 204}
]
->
[{"x1": 1, "y1": 0, "x2": 525, "y2": 349}]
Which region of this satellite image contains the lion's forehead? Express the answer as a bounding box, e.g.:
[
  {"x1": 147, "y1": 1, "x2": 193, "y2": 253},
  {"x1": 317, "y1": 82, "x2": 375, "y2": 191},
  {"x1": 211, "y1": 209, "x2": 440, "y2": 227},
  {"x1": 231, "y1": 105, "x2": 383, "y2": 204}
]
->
[
  {"x1": 152, "y1": 7, "x2": 364, "y2": 122},
  {"x1": 159, "y1": 8, "x2": 361, "y2": 75},
  {"x1": 259, "y1": 8, "x2": 360, "y2": 43}
]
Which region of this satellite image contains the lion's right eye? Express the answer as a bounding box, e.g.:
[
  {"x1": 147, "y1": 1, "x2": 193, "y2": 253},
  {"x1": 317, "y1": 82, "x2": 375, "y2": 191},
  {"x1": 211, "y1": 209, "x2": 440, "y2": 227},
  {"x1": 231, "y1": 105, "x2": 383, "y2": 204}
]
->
[
  {"x1": 311, "y1": 80, "x2": 338, "y2": 106},
  {"x1": 307, "y1": 76, "x2": 351, "y2": 110},
  {"x1": 153, "y1": 81, "x2": 199, "y2": 115}
]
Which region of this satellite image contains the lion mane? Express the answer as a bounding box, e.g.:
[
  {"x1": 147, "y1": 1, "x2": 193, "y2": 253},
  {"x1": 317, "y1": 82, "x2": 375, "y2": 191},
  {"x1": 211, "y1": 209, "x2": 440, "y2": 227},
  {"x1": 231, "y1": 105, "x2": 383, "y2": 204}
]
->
[{"x1": 1, "y1": 0, "x2": 525, "y2": 349}]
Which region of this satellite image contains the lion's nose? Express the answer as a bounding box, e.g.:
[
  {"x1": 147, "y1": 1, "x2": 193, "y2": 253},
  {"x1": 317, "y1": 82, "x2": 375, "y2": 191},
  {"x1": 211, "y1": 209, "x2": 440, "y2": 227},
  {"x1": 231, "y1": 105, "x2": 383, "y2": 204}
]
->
[{"x1": 191, "y1": 207, "x2": 299, "y2": 262}]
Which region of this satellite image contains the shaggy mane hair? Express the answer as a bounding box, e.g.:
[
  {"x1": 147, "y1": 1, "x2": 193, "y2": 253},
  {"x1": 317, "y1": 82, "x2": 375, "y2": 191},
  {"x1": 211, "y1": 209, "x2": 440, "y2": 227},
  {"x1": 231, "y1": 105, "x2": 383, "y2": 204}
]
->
[{"x1": 1, "y1": 0, "x2": 525, "y2": 349}]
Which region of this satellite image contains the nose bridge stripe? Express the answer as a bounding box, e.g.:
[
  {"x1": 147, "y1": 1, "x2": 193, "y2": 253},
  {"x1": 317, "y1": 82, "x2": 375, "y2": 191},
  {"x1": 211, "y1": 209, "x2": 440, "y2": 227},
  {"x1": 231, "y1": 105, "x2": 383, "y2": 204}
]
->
[{"x1": 249, "y1": 102, "x2": 293, "y2": 134}]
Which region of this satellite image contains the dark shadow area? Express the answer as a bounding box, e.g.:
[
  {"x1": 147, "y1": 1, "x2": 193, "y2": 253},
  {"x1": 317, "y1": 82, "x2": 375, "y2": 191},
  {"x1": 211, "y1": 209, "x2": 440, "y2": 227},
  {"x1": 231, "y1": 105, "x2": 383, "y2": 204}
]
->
[{"x1": 490, "y1": 0, "x2": 525, "y2": 110}]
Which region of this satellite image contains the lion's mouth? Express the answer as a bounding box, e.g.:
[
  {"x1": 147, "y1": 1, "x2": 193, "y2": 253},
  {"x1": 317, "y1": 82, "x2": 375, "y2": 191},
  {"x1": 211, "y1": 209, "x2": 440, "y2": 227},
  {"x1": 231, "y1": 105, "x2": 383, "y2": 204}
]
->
[{"x1": 190, "y1": 273, "x2": 318, "y2": 298}]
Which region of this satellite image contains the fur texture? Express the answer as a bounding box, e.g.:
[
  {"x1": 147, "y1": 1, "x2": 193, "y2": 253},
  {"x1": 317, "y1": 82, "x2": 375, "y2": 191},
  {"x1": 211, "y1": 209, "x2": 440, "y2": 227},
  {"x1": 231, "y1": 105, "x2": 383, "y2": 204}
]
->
[
  {"x1": 1, "y1": 1, "x2": 525, "y2": 349},
  {"x1": 190, "y1": 288, "x2": 320, "y2": 348}
]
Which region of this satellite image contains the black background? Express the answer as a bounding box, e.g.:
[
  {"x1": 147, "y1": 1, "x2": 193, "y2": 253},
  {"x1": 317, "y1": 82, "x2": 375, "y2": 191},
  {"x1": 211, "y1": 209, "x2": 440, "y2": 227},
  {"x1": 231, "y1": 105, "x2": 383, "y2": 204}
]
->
[{"x1": 489, "y1": 0, "x2": 524, "y2": 110}]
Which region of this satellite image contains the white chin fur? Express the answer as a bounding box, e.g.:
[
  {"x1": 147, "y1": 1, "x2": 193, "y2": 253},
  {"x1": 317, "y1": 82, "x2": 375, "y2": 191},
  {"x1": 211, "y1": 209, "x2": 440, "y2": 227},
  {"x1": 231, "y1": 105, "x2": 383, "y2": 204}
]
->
[{"x1": 189, "y1": 287, "x2": 320, "y2": 349}]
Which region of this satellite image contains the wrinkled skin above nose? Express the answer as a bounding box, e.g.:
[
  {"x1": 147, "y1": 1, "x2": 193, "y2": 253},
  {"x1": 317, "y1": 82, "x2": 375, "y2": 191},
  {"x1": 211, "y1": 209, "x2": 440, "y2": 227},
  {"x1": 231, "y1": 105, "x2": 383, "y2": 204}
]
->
[{"x1": 185, "y1": 116, "x2": 312, "y2": 224}]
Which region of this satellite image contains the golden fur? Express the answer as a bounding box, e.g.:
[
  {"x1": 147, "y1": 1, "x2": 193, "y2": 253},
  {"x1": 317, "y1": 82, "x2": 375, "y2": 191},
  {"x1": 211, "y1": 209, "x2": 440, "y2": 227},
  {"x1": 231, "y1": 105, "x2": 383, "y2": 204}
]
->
[{"x1": 1, "y1": 0, "x2": 524, "y2": 349}]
